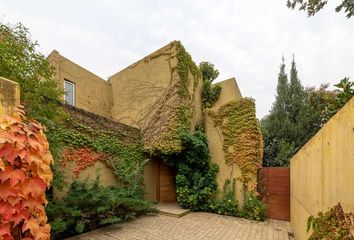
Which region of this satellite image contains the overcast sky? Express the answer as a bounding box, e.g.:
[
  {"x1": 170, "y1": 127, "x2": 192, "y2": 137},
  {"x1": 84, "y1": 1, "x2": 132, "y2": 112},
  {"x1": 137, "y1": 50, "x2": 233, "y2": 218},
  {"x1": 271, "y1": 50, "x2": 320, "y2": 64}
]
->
[{"x1": 1, "y1": 0, "x2": 353, "y2": 118}]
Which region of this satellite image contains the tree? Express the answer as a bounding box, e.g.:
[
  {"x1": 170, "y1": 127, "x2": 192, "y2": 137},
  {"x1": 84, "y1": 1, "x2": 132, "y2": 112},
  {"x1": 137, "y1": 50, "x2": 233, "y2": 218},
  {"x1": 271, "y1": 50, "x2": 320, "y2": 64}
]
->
[
  {"x1": 261, "y1": 57, "x2": 295, "y2": 167},
  {"x1": 305, "y1": 83, "x2": 337, "y2": 131},
  {"x1": 199, "y1": 61, "x2": 219, "y2": 83},
  {"x1": 0, "y1": 22, "x2": 64, "y2": 126},
  {"x1": 262, "y1": 57, "x2": 353, "y2": 167},
  {"x1": 334, "y1": 77, "x2": 354, "y2": 107},
  {"x1": 287, "y1": 0, "x2": 354, "y2": 18},
  {"x1": 199, "y1": 61, "x2": 222, "y2": 108},
  {"x1": 261, "y1": 57, "x2": 311, "y2": 166},
  {"x1": 306, "y1": 77, "x2": 353, "y2": 135}
]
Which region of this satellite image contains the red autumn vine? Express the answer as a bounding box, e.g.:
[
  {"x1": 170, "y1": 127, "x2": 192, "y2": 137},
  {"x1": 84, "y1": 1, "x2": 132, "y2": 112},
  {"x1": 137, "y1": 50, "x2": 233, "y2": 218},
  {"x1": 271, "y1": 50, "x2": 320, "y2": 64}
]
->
[
  {"x1": 0, "y1": 107, "x2": 53, "y2": 240},
  {"x1": 60, "y1": 148, "x2": 107, "y2": 177}
]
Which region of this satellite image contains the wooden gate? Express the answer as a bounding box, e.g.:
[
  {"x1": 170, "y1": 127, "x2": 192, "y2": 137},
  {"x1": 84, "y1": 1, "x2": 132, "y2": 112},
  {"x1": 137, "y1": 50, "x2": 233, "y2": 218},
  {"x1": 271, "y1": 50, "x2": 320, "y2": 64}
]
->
[{"x1": 261, "y1": 167, "x2": 290, "y2": 221}]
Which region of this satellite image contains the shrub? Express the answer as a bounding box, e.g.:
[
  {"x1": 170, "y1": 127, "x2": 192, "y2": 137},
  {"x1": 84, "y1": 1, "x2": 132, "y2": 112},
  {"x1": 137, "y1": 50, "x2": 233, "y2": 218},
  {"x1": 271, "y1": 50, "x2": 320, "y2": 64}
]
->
[
  {"x1": 211, "y1": 179, "x2": 239, "y2": 216},
  {"x1": 46, "y1": 178, "x2": 157, "y2": 239},
  {"x1": 241, "y1": 191, "x2": 267, "y2": 221},
  {"x1": 0, "y1": 108, "x2": 53, "y2": 240},
  {"x1": 164, "y1": 127, "x2": 219, "y2": 211}
]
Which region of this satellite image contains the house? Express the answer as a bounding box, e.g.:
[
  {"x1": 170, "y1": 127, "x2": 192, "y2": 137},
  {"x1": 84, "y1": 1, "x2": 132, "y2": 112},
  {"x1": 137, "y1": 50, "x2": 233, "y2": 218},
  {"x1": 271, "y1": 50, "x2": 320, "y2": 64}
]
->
[{"x1": 48, "y1": 41, "x2": 254, "y2": 204}]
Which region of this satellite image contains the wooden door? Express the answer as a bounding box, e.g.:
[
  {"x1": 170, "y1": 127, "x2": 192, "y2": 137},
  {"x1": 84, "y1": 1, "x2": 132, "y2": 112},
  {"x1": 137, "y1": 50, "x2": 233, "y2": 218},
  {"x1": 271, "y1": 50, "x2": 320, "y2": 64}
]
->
[
  {"x1": 261, "y1": 167, "x2": 290, "y2": 221},
  {"x1": 157, "y1": 160, "x2": 176, "y2": 202}
]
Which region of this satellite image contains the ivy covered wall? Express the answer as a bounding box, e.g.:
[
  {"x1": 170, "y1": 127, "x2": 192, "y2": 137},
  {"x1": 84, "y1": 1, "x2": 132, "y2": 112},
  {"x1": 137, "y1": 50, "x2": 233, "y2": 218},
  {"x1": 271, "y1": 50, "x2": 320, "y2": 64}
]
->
[
  {"x1": 205, "y1": 79, "x2": 263, "y2": 206},
  {"x1": 109, "y1": 41, "x2": 203, "y2": 155},
  {"x1": 48, "y1": 105, "x2": 147, "y2": 199}
]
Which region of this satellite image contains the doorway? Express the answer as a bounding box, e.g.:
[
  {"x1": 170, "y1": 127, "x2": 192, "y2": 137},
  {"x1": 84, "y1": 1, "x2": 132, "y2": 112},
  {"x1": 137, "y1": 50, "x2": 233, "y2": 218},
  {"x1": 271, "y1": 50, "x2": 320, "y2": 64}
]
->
[{"x1": 157, "y1": 159, "x2": 176, "y2": 202}]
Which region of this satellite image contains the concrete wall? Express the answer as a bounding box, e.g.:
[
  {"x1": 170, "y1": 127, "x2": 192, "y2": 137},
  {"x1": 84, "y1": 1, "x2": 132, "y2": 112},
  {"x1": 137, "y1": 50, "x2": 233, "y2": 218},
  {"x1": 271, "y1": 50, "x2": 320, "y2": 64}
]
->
[
  {"x1": 0, "y1": 77, "x2": 20, "y2": 115},
  {"x1": 205, "y1": 78, "x2": 250, "y2": 205},
  {"x1": 48, "y1": 51, "x2": 112, "y2": 118},
  {"x1": 290, "y1": 97, "x2": 354, "y2": 240}
]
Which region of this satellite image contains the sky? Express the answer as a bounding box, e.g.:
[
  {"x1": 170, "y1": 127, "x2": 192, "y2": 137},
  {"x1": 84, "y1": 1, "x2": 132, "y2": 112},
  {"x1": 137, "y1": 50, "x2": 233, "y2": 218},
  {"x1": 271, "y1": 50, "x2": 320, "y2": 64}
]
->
[{"x1": 0, "y1": 0, "x2": 353, "y2": 118}]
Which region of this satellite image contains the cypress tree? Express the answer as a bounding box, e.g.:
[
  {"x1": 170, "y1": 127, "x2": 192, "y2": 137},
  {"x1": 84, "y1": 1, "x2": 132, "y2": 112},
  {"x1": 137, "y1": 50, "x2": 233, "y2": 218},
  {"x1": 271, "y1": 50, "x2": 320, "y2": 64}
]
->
[
  {"x1": 262, "y1": 57, "x2": 294, "y2": 166},
  {"x1": 288, "y1": 56, "x2": 313, "y2": 148}
]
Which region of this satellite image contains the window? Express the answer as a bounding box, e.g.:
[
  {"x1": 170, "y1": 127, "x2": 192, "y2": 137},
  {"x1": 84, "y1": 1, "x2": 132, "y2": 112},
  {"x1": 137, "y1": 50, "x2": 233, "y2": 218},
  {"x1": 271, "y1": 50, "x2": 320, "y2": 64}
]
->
[{"x1": 64, "y1": 80, "x2": 75, "y2": 106}]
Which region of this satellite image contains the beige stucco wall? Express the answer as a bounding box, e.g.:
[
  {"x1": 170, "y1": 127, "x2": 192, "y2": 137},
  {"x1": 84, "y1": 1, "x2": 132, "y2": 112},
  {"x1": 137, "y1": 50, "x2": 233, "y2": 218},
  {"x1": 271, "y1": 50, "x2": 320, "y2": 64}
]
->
[
  {"x1": 205, "y1": 78, "x2": 253, "y2": 205},
  {"x1": 48, "y1": 50, "x2": 112, "y2": 118},
  {"x1": 290, "y1": 97, "x2": 354, "y2": 240},
  {"x1": 109, "y1": 42, "x2": 202, "y2": 130},
  {"x1": 109, "y1": 42, "x2": 202, "y2": 152},
  {"x1": 0, "y1": 77, "x2": 20, "y2": 115},
  {"x1": 109, "y1": 43, "x2": 178, "y2": 128}
]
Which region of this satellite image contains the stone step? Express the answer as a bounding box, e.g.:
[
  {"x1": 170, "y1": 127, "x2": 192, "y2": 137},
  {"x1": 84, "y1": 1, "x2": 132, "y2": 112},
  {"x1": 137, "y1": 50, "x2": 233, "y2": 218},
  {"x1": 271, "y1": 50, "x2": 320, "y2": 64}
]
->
[{"x1": 156, "y1": 202, "x2": 191, "y2": 218}]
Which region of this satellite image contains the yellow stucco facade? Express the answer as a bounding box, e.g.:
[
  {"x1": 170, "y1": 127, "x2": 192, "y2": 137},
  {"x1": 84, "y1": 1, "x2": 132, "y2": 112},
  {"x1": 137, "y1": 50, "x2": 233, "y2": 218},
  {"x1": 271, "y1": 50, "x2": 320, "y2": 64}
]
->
[
  {"x1": 48, "y1": 42, "x2": 251, "y2": 202},
  {"x1": 290, "y1": 97, "x2": 354, "y2": 239},
  {"x1": 0, "y1": 76, "x2": 20, "y2": 116},
  {"x1": 48, "y1": 50, "x2": 112, "y2": 118}
]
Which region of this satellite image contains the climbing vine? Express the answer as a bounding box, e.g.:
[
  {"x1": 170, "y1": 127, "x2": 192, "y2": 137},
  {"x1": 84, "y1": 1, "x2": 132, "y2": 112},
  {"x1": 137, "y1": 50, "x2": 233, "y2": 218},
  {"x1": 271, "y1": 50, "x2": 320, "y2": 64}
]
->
[
  {"x1": 144, "y1": 41, "x2": 202, "y2": 155},
  {"x1": 48, "y1": 117, "x2": 146, "y2": 195},
  {"x1": 0, "y1": 108, "x2": 53, "y2": 240},
  {"x1": 60, "y1": 148, "x2": 108, "y2": 176},
  {"x1": 210, "y1": 98, "x2": 263, "y2": 185},
  {"x1": 307, "y1": 203, "x2": 354, "y2": 239}
]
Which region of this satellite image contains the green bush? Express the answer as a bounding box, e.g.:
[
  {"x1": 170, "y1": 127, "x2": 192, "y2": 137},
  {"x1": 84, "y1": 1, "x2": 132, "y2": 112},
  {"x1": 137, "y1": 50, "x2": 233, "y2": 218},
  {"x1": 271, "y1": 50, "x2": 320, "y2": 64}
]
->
[
  {"x1": 163, "y1": 128, "x2": 266, "y2": 221},
  {"x1": 241, "y1": 191, "x2": 267, "y2": 221},
  {"x1": 211, "y1": 179, "x2": 239, "y2": 216},
  {"x1": 46, "y1": 178, "x2": 156, "y2": 239},
  {"x1": 164, "y1": 127, "x2": 219, "y2": 211}
]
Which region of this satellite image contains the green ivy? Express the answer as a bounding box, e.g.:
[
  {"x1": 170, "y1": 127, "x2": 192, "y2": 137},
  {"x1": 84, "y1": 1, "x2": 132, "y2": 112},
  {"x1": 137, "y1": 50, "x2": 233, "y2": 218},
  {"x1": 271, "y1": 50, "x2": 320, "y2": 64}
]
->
[
  {"x1": 147, "y1": 42, "x2": 201, "y2": 155},
  {"x1": 210, "y1": 98, "x2": 263, "y2": 184},
  {"x1": 47, "y1": 116, "x2": 146, "y2": 197},
  {"x1": 202, "y1": 81, "x2": 222, "y2": 108}
]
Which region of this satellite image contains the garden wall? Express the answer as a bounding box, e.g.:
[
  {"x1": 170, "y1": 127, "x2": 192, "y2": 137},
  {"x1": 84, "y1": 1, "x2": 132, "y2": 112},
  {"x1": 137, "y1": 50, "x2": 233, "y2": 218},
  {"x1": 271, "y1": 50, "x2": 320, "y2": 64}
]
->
[
  {"x1": 0, "y1": 76, "x2": 20, "y2": 115},
  {"x1": 54, "y1": 105, "x2": 151, "y2": 200},
  {"x1": 290, "y1": 97, "x2": 354, "y2": 239},
  {"x1": 205, "y1": 78, "x2": 255, "y2": 205}
]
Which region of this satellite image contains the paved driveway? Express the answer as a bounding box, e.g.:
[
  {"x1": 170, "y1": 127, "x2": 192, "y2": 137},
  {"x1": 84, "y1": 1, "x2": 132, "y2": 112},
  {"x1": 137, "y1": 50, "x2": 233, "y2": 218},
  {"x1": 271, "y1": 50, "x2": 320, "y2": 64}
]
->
[{"x1": 67, "y1": 212, "x2": 292, "y2": 240}]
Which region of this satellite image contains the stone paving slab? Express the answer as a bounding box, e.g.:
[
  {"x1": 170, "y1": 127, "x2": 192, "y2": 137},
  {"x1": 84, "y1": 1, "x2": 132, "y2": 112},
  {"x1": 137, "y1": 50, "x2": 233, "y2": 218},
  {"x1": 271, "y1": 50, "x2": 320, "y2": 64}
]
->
[{"x1": 66, "y1": 212, "x2": 292, "y2": 240}]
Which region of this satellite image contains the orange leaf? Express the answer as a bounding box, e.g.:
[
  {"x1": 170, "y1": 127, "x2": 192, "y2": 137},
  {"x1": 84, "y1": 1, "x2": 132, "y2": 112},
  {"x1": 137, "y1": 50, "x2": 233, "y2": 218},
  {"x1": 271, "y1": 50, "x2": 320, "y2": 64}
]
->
[
  {"x1": 33, "y1": 224, "x2": 50, "y2": 240},
  {"x1": 0, "y1": 166, "x2": 26, "y2": 186},
  {"x1": 22, "y1": 196, "x2": 42, "y2": 211},
  {"x1": 22, "y1": 217, "x2": 40, "y2": 236},
  {"x1": 0, "y1": 159, "x2": 4, "y2": 171},
  {"x1": 36, "y1": 164, "x2": 53, "y2": 186},
  {"x1": 13, "y1": 208, "x2": 29, "y2": 227},
  {"x1": 0, "y1": 180, "x2": 19, "y2": 201},
  {"x1": 0, "y1": 144, "x2": 18, "y2": 165},
  {"x1": 0, "y1": 201, "x2": 15, "y2": 222},
  {"x1": 0, "y1": 224, "x2": 13, "y2": 240},
  {"x1": 21, "y1": 177, "x2": 46, "y2": 199}
]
